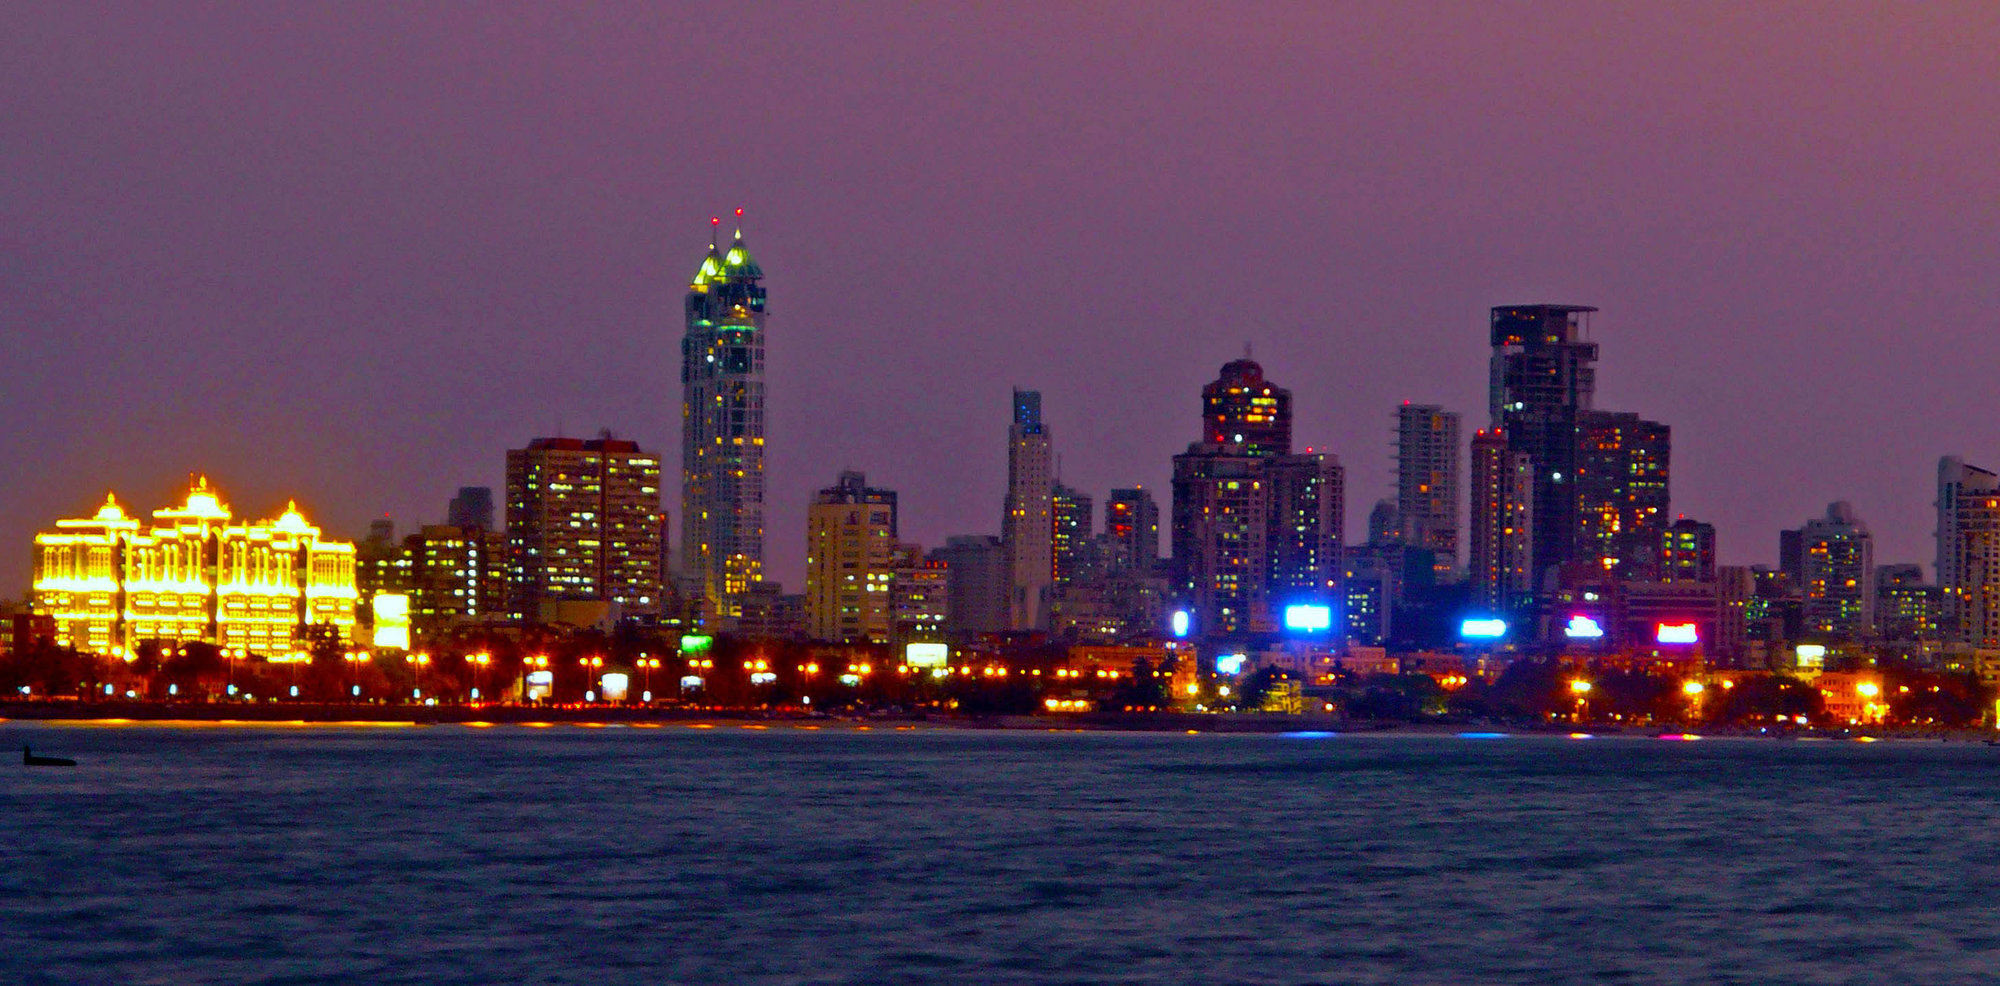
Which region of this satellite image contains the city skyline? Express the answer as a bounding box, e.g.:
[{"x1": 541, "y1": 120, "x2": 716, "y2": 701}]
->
[{"x1": 9, "y1": 4, "x2": 2000, "y2": 597}]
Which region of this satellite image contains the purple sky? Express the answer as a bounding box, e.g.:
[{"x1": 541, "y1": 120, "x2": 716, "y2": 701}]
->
[{"x1": 6, "y1": 3, "x2": 2000, "y2": 597}]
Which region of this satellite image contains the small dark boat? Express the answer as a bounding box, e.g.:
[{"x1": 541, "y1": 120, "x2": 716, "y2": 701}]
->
[{"x1": 23, "y1": 745, "x2": 75, "y2": 767}]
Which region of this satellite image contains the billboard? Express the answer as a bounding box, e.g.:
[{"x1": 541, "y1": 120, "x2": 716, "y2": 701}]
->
[
  {"x1": 371, "y1": 593, "x2": 411, "y2": 650},
  {"x1": 1459, "y1": 618, "x2": 1507, "y2": 639},
  {"x1": 905, "y1": 642, "x2": 950, "y2": 668},
  {"x1": 598, "y1": 672, "x2": 630, "y2": 702},
  {"x1": 1655, "y1": 622, "x2": 1699, "y2": 645},
  {"x1": 1563, "y1": 615, "x2": 1605, "y2": 639},
  {"x1": 1282, "y1": 604, "x2": 1333, "y2": 633}
]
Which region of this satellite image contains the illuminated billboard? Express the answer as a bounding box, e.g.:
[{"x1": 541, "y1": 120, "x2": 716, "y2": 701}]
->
[
  {"x1": 371, "y1": 594, "x2": 411, "y2": 650},
  {"x1": 1170, "y1": 609, "x2": 1192, "y2": 639},
  {"x1": 905, "y1": 642, "x2": 950, "y2": 668},
  {"x1": 1459, "y1": 618, "x2": 1507, "y2": 639},
  {"x1": 1282, "y1": 604, "x2": 1333, "y2": 633},
  {"x1": 1655, "y1": 622, "x2": 1700, "y2": 645},
  {"x1": 525, "y1": 669, "x2": 554, "y2": 701},
  {"x1": 1795, "y1": 644, "x2": 1827, "y2": 670},
  {"x1": 599, "y1": 672, "x2": 630, "y2": 702},
  {"x1": 1215, "y1": 653, "x2": 1247, "y2": 676},
  {"x1": 1563, "y1": 615, "x2": 1605, "y2": 639},
  {"x1": 679, "y1": 634, "x2": 713, "y2": 654}
]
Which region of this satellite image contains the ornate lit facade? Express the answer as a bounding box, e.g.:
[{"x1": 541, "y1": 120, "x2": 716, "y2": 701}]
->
[{"x1": 31, "y1": 479, "x2": 357, "y2": 656}]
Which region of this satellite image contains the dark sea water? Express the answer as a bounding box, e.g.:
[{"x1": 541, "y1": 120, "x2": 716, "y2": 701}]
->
[{"x1": 6, "y1": 722, "x2": 2000, "y2": 986}]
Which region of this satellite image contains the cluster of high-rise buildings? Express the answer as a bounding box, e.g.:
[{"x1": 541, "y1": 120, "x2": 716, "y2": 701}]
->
[{"x1": 22, "y1": 223, "x2": 2000, "y2": 678}]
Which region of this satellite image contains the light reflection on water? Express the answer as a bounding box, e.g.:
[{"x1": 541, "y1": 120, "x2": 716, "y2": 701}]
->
[{"x1": 6, "y1": 723, "x2": 2000, "y2": 985}]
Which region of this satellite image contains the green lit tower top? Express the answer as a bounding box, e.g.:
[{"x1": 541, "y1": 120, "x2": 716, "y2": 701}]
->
[{"x1": 681, "y1": 212, "x2": 768, "y2": 625}]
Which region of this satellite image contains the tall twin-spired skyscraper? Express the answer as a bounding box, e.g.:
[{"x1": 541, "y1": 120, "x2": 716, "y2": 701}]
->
[{"x1": 681, "y1": 222, "x2": 768, "y2": 623}]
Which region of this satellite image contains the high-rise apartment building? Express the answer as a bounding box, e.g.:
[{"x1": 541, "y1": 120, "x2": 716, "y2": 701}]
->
[
  {"x1": 1052, "y1": 483, "x2": 1095, "y2": 589},
  {"x1": 1875, "y1": 563, "x2": 1943, "y2": 643},
  {"x1": 1171, "y1": 359, "x2": 1342, "y2": 641},
  {"x1": 506, "y1": 436, "x2": 665, "y2": 622},
  {"x1": 31, "y1": 480, "x2": 357, "y2": 655},
  {"x1": 890, "y1": 543, "x2": 949, "y2": 644},
  {"x1": 1488, "y1": 304, "x2": 1598, "y2": 588},
  {"x1": 1171, "y1": 444, "x2": 1270, "y2": 637},
  {"x1": 1660, "y1": 517, "x2": 1717, "y2": 583},
  {"x1": 1203, "y1": 358, "x2": 1291, "y2": 457},
  {"x1": 930, "y1": 535, "x2": 1008, "y2": 641},
  {"x1": 1266, "y1": 451, "x2": 1345, "y2": 607},
  {"x1": 1576, "y1": 410, "x2": 1671, "y2": 579},
  {"x1": 681, "y1": 222, "x2": 768, "y2": 624},
  {"x1": 1937, "y1": 456, "x2": 2000, "y2": 645},
  {"x1": 1003, "y1": 389, "x2": 1054, "y2": 631},
  {"x1": 1469, "y1": 429, "x2": 1535, "y2": 612},
  {"x1": 1795, "y1": 501, "x2": 1875, "y2": 639},
  {"x1": 804, "y1": 471, "x2": 899, "y2": 643},
  {"x1": 403, "y1": 524, "x2": 508, "y2": 638},
  {"x1": 1395, "y1": 403, "x2": 1460, "y2": 573},
  {"x1": 1103, "y1": 488, "x2": 1159, "y2": 574}
]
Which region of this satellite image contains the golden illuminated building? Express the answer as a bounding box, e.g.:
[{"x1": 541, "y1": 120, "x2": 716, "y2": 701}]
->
[{"x1": 31, "y1": 479, "x2": 357, "y2": 656}]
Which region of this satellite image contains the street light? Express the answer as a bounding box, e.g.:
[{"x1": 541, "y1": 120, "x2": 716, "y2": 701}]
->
[
  {"x1": 636, "y1": 657, "x2": 661, "y2": 703},
  {"x1": 469, "y1": 652, "x2": 492, "y2": 704},
  {"x1": 407, "y1": 652, "x2": 432, "y2": 701},
  {"x1": 1569, "y1": 679, "x2": 1592, "y2": 723}
]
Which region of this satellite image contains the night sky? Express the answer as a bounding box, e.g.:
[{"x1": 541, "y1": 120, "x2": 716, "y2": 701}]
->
[{"x1": 5, "y1": 3, "x2": 1999, "y2": 597}]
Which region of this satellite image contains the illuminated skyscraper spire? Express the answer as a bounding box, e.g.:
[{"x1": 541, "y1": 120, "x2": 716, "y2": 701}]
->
[{"x1": 681, "y1": 208, "x2": 768, "y2": 626}]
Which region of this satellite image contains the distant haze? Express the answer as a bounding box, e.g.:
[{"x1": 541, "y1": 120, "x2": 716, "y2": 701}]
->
[{"x1": 5, "y1": 3, "x2": 1998, "y2": 595}]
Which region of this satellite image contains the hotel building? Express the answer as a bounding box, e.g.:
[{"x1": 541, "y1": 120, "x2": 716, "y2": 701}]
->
[{"x1": 31, "y1": 479, "x2": 356, "y2": 656}]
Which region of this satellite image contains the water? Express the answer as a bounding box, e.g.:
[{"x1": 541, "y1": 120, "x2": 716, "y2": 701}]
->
[{"x1": 7, "y1": 722, "x2": 2000, "y2": 985}]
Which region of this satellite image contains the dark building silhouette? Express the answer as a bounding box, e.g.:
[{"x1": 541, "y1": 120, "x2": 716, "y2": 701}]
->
[
  {"x1": 446, "y1": 486, "x2": 494, "y2": 531},
  {"x1": 1488, "y1": 304, "x2": 1598, "y2": 590}
]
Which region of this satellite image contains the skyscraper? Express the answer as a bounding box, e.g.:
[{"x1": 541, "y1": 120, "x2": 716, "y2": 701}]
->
[
  {"x1": 804, "y1": 471, "x2": 898, "y2": 643},
  {"x1": 1795, "y1": 501, "x2": 1875, "y2": 639},
  {"x1": 681, "y1": 220, "x2": 767, "y2": 625},
  {"x1": 1052, "y1": 483, "x2": 1095, "y2": 589},
  {"x1": 1488, "y1": 304, "x2": 1598, "y2": 589},
  {"x1": 1103, "y1": 488, "x2": 1160, "y2": 574},
  {"x1": 506, "y1": 436, "x2": 664, "y2": 622},
  {"x1": 1266, "y1": 451, "x2": 1345, "y2": 607},
  {"x1": 1937, "y1": 456, "x2": 2000, "y2": 645},
  {"x1": 1003, "y1": 389, "x2": 1054, "y2": 630},
  {"x1": 1469, "y1": 428, "x2": 1534, "y2": 612},
  {"x1": 1171, "y1": 444, "x2": 1269, "y2": 637},
  {"x1": 1203, "y1": 358, "x2": 1291, "y2": 457},
  {"x1": 1575, "y1": 410, "x2": 1671, "y2": 579},
  {"x1": 1395, "y1": 403, "x2": 1460, "y2": 573}
]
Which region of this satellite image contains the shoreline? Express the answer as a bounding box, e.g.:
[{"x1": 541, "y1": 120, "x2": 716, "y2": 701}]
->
[{"x1": 2, "y1": 701, "x2": 1994, "y2": 742}]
